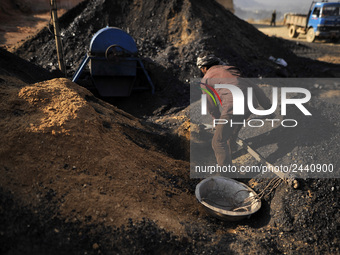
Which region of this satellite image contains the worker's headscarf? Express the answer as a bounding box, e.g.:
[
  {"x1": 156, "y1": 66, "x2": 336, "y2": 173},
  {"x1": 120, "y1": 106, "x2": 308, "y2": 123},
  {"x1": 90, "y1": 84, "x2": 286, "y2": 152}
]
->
[{"x1": 196, "y1": 54, "x2": 226, "y2": 69}]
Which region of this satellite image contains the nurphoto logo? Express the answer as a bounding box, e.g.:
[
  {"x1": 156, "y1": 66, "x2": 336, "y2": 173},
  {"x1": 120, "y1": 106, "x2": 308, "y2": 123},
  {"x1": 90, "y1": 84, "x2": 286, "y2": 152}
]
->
[{"x1": 201, "y1": 84, "x2": 312, "y2": 128}]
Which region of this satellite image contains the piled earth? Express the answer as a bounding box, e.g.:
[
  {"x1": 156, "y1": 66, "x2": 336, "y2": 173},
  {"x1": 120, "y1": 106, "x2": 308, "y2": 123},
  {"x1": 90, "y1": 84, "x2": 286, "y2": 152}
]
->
[
  {"x1": 13, "y1": 0, "x2": 340, "y2": 117},
  {"x1": 0, "y1": 75, "x2": 196, "y2": 253},
  {"x1": 0, "y1": 67, "x2": 339, "y2": 254},
  {"x1": 0, "y1": 0, "x2": 83, "y2": 49},
  {"x1": 14, "y1": 0, "x2": 339, "y2": 78},
  {"x1": 0, "y1": 48, "x2": 57, "y2": 83}
]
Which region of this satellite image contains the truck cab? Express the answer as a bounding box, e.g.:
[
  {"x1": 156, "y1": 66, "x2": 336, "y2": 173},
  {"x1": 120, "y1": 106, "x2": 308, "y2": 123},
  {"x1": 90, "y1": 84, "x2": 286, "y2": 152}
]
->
[{"x1": 307, "y1": 2, "x2": 340, "y2": 42}]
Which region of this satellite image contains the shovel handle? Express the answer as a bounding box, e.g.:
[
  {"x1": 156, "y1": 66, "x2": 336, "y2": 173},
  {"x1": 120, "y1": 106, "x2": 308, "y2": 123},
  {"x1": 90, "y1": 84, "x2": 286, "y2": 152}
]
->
[{"x1": 236, "y1": 138, "x2": 299, "y2": 189}]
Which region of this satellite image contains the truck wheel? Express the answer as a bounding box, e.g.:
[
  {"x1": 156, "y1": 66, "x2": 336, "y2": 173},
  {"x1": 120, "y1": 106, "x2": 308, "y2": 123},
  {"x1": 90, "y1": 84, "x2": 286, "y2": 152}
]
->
[
  {"x1": 288, "y1": 26, "x2": 298, "y2": 38},
  {"x1": 306, "y1": 28, "x2": 315, "y2": 43}
]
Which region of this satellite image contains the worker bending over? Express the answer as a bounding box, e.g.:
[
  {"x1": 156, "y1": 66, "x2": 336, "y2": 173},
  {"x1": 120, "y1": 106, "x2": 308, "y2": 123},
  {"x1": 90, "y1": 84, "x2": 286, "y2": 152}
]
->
[{"x1": 197, "y1": 54, "x2": 272, "y2": 167}]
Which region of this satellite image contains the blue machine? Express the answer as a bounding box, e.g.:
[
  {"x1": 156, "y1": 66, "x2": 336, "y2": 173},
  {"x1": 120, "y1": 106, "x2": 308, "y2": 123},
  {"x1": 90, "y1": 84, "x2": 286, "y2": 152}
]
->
[{"x1": 72, "y1": 27, "x2": 154, "y2": 97}]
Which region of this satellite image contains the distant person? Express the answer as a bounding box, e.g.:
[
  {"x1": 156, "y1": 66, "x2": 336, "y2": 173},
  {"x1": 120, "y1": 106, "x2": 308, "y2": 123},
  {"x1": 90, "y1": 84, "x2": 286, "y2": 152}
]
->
[
  {"x1": 270, "y1": 10, "x2": 276, "y2": 26},
  {"x1": 196, "y1": 54, "x2": 273, "y2": 167}
]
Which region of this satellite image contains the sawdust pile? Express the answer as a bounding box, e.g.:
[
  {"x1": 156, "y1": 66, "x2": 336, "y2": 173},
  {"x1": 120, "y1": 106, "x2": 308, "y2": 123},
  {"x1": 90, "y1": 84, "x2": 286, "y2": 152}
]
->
[{"x1": 0, "y1": 77, "x2": 200, "y2": 237}]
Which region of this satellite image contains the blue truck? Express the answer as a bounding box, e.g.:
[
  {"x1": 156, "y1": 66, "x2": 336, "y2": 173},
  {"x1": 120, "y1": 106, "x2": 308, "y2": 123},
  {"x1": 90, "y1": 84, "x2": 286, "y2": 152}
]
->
[{"x1": 284, "y1": 1, "x2": 340, "y2": 42}]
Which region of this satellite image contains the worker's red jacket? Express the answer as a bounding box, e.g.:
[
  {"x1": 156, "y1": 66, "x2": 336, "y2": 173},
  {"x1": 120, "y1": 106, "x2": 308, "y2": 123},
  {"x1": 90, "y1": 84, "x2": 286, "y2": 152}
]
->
[{"x1": 200, "y1": 65, "x2": 272, "y2": 119}]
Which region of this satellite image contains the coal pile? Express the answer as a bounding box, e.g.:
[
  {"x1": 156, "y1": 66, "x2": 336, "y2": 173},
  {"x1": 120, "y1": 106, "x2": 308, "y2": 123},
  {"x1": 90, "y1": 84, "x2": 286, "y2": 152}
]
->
[
  {"x1": 0, "y1": 48, "x2": 58, "y2": 83},
  {"x1": 14, "y1": 0, "x2": 338, "y2": 96},
  {"x1": 13, "y1": 0, "x2": 340, "y2": 119}
]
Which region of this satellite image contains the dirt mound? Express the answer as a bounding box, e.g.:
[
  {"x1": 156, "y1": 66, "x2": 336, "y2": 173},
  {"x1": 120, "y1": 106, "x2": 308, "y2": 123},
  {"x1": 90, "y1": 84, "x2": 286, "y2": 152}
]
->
[
  {"x1": 0, "y1": 0, "x2": 85, "y2": 49},
  {"x1": 22, "y1": 0, "x2": 84, "y2": 12},
  {"x1": 0, "y1": 75, "x2": 339, "y2": 254},
  {"x1": 0, "y1": 0, "x2": 18, "y2": 22},
  {"x1": 0, "y1": 0, "x2": 29, "y2": 21},
  {"x1": 0, "y1": 0, "x2": 83, "y2": 16}
]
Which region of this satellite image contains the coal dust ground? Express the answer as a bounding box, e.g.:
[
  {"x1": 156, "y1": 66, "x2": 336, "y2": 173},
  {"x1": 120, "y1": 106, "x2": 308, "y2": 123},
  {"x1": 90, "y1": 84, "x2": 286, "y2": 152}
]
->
[
  {"x1": 252, "y1": 22, "x2": 340, "y2": 65},
  {"x1": 1, "y1": 0, "x2": 340, "y2": 254},
  {"x1": 1, "y1": 74, "x2": 338, "y2": 254}
]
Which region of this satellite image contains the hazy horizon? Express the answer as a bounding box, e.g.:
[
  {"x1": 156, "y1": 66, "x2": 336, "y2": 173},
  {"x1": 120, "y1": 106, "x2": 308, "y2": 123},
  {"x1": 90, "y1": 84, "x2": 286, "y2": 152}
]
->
[{"x1": 234, "y1": 0, "x2": 317, "y2": 12}]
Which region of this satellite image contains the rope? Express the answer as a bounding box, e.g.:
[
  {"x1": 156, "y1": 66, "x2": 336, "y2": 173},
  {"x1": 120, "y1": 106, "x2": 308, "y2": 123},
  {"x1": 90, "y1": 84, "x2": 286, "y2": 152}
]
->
[
  {"x1": 234, "y1": 177, "x2": 282, "y2": 212},
  {"x1": 256, "y1": 177, "x2": 282, "y2": 199},
  {"x1": 202, "y1": 177, "x2": 283, "y2": 213}
]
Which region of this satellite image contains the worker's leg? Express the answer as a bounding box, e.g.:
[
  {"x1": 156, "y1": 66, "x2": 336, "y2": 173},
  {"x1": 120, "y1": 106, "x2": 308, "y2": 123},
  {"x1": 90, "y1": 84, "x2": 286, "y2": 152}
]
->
[
  {"x1": 212, "y1": 115, "x2": 233, "y2": 166},
  {"x1": 212, "y1": 114, "x2": 249, "y2": 166},
  {"x1": 230, "y1": 112, "x2": 251, "y2": 156}
]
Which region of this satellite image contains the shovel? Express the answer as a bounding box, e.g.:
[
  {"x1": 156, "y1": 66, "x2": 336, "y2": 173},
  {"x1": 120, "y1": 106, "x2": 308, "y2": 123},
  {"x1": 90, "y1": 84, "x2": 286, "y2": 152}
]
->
[{"x1": 201, "y1": 124, "x2": 299, "y2": 188}]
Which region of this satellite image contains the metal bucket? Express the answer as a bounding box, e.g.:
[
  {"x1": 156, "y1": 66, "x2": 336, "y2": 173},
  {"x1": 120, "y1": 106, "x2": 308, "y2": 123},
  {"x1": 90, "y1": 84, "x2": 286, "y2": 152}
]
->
[{"x1": 195, "y1": 177, "x2": 261, "y2": 221}]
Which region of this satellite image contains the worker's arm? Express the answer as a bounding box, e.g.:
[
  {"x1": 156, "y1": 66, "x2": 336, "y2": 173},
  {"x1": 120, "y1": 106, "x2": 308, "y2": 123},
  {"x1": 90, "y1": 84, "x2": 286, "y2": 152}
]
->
[{"x1": 200, "y1": 82, "x2": 220, "y2": 119}]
